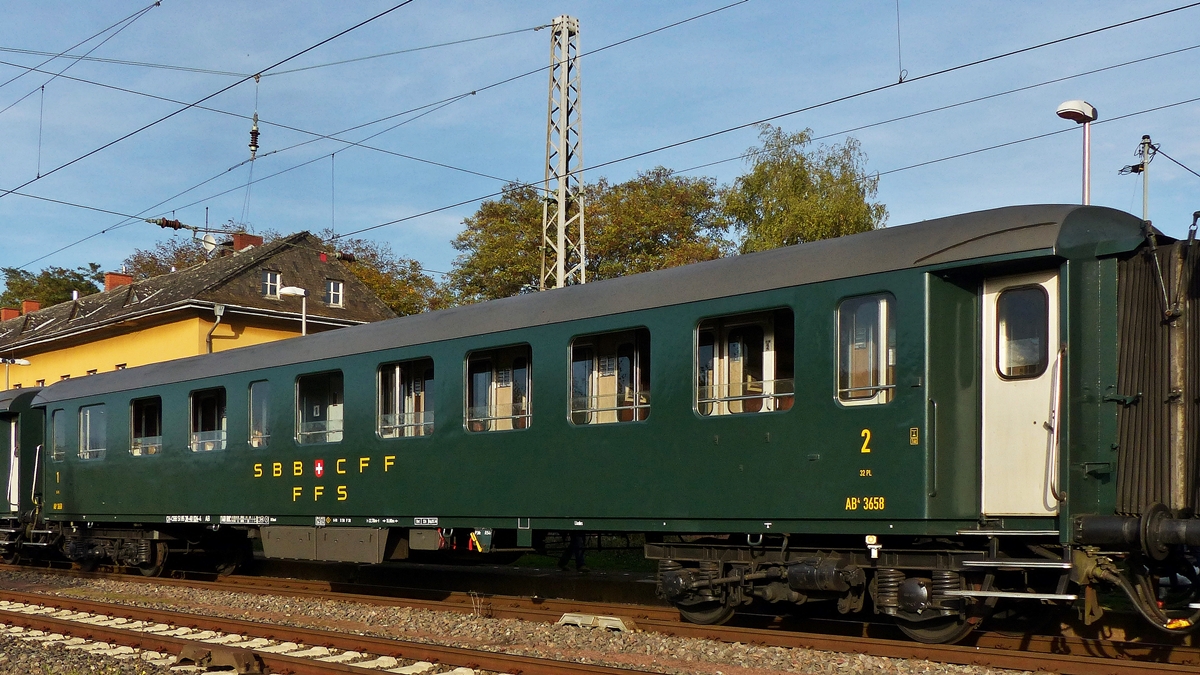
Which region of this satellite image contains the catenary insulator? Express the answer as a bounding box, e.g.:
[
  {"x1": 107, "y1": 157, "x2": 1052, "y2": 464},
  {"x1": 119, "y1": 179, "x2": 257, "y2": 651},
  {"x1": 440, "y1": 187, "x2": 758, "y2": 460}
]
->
[{"x1": 249, "y1": 112, "x2": 260, "y2": 159}]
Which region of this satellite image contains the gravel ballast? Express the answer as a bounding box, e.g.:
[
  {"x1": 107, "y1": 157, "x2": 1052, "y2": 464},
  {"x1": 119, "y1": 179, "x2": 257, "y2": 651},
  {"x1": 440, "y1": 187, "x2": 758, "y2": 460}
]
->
[{"x1": 0, "y1": 569, "x2": 1045, "y2": 675}]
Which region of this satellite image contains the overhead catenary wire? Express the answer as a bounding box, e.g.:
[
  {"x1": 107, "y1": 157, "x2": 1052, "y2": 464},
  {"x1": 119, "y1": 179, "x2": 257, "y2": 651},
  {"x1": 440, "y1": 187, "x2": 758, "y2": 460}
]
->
[
  {"x1": 13, "y1": 1, "x2": 1200, "y2": 267},
  {"x1": 0, "y1": 1, "x2": 158, "y2": 119},
  {"x1": 669, "y1": 41, "x2": 1200, "y2": 177},
  {"x1": 0, "y1": 25, "x2": 547, "y2": 80},
  {"x1": 0, "y1": 0, "x2": 416, "y2": 207},
  {"x1": 4, "y1": 0, "x2": 758, "y2": 256},
  {"x1": 0, "y1": 1, "x2": 160, "y2": 91},
  {"x1": 1154, "y1": 147, "x2": 1200, "y2": 181},
  {"x1": 332, "y1": 93, "x2": 1200, "y2": 242}
]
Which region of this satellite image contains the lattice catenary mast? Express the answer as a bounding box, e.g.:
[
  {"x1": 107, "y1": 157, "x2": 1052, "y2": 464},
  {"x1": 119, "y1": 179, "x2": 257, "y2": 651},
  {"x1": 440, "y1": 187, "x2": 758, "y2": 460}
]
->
[{"x1": 540, "y1": 15, "x2": 584, "y2": 290}]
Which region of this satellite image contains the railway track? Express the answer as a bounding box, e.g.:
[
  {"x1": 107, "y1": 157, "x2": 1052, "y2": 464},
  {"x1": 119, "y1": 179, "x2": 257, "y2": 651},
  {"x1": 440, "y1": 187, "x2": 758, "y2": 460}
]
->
[
  {"x1": 3, "y1": 564, "x2": 1199, "y2": 674},
  {"x1": 0, "y1": 591, "x2": 656, "y2": 675}
]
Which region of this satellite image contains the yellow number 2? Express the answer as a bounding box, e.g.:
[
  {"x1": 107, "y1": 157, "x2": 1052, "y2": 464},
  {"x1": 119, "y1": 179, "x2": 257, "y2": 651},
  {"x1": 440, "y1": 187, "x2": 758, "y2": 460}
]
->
[{"x1": 860, "y1": 428, "x2": 872, "y2": 454}]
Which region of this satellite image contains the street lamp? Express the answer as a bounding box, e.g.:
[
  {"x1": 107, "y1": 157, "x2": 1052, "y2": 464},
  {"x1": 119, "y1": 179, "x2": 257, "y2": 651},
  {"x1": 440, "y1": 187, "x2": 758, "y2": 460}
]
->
[
  {"x1": 1056, "y1": 100, "x2": 1098, "y2": 205},
  {"x1": 278, "y1": 286, "x2": 308, "y2": 336},
  {"x1": 1, "y1": 358, "x2": 31, "y2": 390}
]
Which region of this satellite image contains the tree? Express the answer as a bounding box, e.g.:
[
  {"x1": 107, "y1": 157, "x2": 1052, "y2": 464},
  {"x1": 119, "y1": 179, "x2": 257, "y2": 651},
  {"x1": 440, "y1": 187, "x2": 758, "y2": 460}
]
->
[
  {"x1": 586, "y1": 168, "x2": 730, "y2": 279},
  {"x1": 0, "y1": 264, "x2": 103, "y2": 309},
  {"x1": 446, "y1": 172, "x2": 730, "y2": 303},
  {"x1": 723, "y1": 125, "x2": 887, "y2": 253},
  {"x1": 123, "y1": 236, "x2": 212, "y2": 280},
  {"x1": 446, "y1": 183, "x2": 545, "y2": 304},
  {"x1": 315, "y1": 229, "x2": 439, "y2": 317}
]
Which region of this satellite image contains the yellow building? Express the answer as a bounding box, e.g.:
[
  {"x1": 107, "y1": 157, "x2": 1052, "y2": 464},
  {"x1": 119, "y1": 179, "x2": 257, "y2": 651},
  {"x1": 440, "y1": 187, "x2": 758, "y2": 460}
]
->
[{"x1": 0, "y1": 232, "x2": 395, "y2": 389}]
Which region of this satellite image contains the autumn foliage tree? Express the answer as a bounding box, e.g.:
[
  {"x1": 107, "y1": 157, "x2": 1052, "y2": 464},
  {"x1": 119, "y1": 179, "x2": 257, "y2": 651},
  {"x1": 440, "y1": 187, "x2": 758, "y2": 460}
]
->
[
  {"x1": 446, "y1": 170, "x2": 731, "y2": 303},
  {"x1": 0, "y1": 264, "x2": 103, "y2": 309},
  {"x1": 723, "y1": 125, "x2": 887, "y2": 253},
  {"x1": 123, "y1": 236, "x2": 212, "y2": 280}
]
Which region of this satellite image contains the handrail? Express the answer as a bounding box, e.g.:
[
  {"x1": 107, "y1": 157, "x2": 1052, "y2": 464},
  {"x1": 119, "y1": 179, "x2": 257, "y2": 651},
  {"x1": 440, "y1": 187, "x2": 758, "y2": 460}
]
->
[
  {"x1": 927, "y1": 398, "x2": 938, "y2": 497},
  {"x1": 1048, "y1": 347, "x2": 1067, "y2": 503}
]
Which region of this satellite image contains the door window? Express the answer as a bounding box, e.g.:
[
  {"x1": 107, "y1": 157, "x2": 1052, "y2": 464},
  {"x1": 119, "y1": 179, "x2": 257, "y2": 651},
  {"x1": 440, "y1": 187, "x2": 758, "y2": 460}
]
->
[{"x1": 996, "y1": 286, "x2": 1049, "y2": 379}]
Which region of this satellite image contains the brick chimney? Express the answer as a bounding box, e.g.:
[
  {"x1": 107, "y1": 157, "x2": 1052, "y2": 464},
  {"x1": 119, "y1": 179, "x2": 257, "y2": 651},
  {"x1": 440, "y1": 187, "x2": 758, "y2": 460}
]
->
[
  {"x1": 104, "y1": 272, "x2": 134, "y2": 292},
  {"x1": 21, "y1": 300, "x2": 40, "y2": 315},
  {"x1": 0, "y1": 308, "x2": 18, "y2": 321},
  {"x1": 232, "y1": 233, "x2": 263, "y2": 251}
]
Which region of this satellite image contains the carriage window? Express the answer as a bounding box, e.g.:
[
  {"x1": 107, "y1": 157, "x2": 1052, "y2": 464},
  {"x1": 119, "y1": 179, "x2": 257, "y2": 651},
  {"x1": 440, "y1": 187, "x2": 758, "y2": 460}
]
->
[
  {"x1": 997, "y1": 286, "x2": 1048, "y2": 379},
  {"x1": 51, "y1": 409, "x2": 67, "y2": 462},
  {"x1": 296, "y1": 371, "x2": 344, "y2": 444},
  {"x1": 466, "y1": 345, "x2": 531, "y2": 432},
  {"x1": 249, "y1": 380, "x2": 270, "y2": 448},
  {"x1": 696, "y1": 309, "x2": 794, "y2": 416},
  {"x1": 379, "y1": 358, "x2": 435, "y2": 438},
  {"x1": 78, "y1": 404, "x2": 106, "y2": 460},
  {"x1": 571, "y1": 328, "x2": 650, "y2": 425},
  {"x1": 190, "y1": 387, "x2": 227, "y2": 451},
  {"x1": 130, "y1": 397, "x2": 162, "y2": 456},
  {"x1": 838, "y1": 294, "x2": 895, "y2": 405}
]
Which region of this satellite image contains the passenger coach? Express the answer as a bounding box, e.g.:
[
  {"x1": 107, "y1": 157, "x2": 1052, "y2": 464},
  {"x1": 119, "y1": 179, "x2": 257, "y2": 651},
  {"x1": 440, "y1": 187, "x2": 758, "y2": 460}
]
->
[{"x1": 5, "y1": 204, "x2": 1200, "y2": 642}]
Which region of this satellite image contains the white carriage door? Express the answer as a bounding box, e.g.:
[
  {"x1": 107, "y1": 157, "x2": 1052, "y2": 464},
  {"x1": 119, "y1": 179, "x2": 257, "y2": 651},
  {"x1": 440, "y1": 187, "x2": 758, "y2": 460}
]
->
[
  {"x1": 981, "y1": 270, "x2": 1060, "y2": 516},
  {"x1": 6, "y1": 419, "x2": 18, "y2": 513}
]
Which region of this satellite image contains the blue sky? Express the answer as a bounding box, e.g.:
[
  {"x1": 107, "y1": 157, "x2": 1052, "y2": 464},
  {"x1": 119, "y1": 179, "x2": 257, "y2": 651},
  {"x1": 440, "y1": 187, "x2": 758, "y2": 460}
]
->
[{"x1": 1, "y1": 1, "x2": 1197, "y2": 283}]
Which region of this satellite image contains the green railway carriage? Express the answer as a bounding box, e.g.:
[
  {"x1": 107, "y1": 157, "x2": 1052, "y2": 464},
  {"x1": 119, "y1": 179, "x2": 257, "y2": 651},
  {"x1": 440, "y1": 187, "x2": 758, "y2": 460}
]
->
[{"x1": 5, "y1": 203, "x2": 1200, "y2": 641}]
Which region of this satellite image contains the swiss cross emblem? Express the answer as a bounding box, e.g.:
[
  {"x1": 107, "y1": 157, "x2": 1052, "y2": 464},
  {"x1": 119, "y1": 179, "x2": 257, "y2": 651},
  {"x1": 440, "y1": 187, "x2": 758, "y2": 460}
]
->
[{"x1": 314, "y1": 459, "x2": 325, "y2": 478}]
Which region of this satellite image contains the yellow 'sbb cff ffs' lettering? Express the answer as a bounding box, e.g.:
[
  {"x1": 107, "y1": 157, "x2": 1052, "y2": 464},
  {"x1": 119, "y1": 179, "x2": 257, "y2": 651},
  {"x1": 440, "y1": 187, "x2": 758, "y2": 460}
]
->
[
  {"x1": 359, "y1": 457, "x2": 369, "y2": 472},
  {"x1": 292, "y1": 486, "x2": 302, "y2": 501},
  {"x1": 338, "y1": 485, "x2": 348, "y2": 501},
  {"x1": 273, "y1": 462, "x2": 282, "y2": 477},
  {"x1": 384, "y1": 455, "x2": 395, "y2": 471},
  {"x1": 293, "y1": 460, "x2": 303, "y2": 477},
  {"x1": 336, "y1": 458, "x2": 346, "y2": 474},
  {"x1": 253, "y1": 463, "x2": 262, "y2": 478},
  {"x1": 314, "y1": 485, "x2": 324, "y2": 501}
]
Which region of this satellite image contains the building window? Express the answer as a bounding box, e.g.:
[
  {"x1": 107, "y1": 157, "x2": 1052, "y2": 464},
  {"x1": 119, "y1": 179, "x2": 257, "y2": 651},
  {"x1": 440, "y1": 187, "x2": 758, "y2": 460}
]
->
[
  {"x1": 190, "y1": 387, "x2": 227, "y2": 451},
  {"x1": 296, "y1": 371, "x2": 343, "y2": 444},
  {"x1": 86, "y1": 369, "x2": 97, "y2": 376},
  {"x1": 78, "y1": 404, "x2": 106, "y2": 460},
  {"x1": 837, "y1": 294, "x2": 896, "y2": 405},
  {"x1": 571, "y1": 328, "x2": 650, "y2": 425},
  {"x1": 249, "y1": 380, "x2": 270, "y2": 448},
  {"x1": 997, "y1": 286, "x2": 1049, "y2": 379},
  {"x1": 379, "y1": 358, "x2": 434, "y2": 438},
  {"x1": 35, "y1": 379, "x2": 45, "y2": 387},
  {"x1": 130, "y1": 397, "x2": 162, "y2": 456},
  {"x1": 697, "y1": 309, "x2": 795, "y2": 416},
  {"x1": 466, "y1": 345, "x2": 531, "y2": 432},
  {"x1": 324, "y1": 279, "x2": 344, "y2": 307},
  {"x1": 51, "y1": 409, "x2": 66, "y2": 462},
  {"x1": 261, "y1": 270, "x2": 280, "y2": 298},
  {"x1": 115, "y1": 364, "x2": 126, "y2": 370},
  {"x1": 59, "y1": 374, "x2": 70, "y2": 381}
]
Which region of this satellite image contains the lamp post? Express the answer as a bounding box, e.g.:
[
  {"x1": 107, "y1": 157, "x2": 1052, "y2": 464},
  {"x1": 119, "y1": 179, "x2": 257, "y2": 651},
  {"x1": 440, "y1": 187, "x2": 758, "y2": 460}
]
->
[
  {"x1": 1, "y1": 358, "x2": 31, "y2": 390},
  {"x1": 1056, "y1": 100, "x2": 1098, "y2": 205},
  {"x1": 278, "y1": 286, "x2": 308, "y2": 336}
]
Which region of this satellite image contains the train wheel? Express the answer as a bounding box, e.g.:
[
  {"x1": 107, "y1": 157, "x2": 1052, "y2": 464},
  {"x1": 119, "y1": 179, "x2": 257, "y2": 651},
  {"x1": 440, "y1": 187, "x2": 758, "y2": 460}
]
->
[
  {"x1": 676, "y1": 601, "x2": 735, "y2": 625},
  {"x1": 896, "y1": 615, "x2": 974, "y2": 644},
  {"x1": 138, "y1": 542, "x2": 168, "y2": 577}
]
